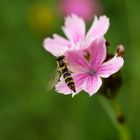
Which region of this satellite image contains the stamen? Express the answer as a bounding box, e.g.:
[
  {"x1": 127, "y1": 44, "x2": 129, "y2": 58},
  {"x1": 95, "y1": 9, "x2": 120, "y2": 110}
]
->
[{"x1": 84, "y1": 51, "x2": 91, "y2": 62}]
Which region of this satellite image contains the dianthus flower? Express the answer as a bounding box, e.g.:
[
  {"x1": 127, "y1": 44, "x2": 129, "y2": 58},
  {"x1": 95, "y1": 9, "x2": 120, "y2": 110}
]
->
[
  {"x1": 43, "y1": 14, "x2": 109, "y2": 56},
  {"x1": 56, "y1": 37, "x2": 124, "y2": 96}
]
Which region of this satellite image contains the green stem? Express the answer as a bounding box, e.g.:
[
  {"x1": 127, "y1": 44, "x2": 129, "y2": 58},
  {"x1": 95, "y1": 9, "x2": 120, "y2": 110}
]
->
[
  {"x1": 117, "y1": 124, "x2": 131, "y2": 140},
  {"x1": 98, "y1": 96, "x2": 131, "y2": 140}
]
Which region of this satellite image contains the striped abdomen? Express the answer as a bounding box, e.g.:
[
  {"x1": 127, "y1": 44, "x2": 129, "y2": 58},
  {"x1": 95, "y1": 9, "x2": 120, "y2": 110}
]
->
[{"x1": 56, "y1": 56, "x2": 76, "y2": 92}]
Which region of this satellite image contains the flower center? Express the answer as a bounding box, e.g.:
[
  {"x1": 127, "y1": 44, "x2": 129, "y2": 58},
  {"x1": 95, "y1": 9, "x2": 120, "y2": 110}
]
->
[{"x1": 88, "y1": 69, "x2": 96, "y2": 76}]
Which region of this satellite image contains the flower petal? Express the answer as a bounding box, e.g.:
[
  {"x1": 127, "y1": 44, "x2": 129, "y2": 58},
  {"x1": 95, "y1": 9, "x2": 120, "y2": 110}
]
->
[
  {"x1": 82, "y1": 75, "x2": 102, "y2": 96},
  {"x1": 62, "y1": 14, "x2": 86, "y2": 43},
  {"x1": 98, "y1": 56, "x2": 124, "y2": 78},
  {"x1": 43, "y1": 34, "x2": 70, "y2": 57},
  {"x1": 66, "y1": 50, "x2": 89, "y2": 73},
  {"x1": 72, "y1": 73, "x2": 88, "y2": 97},
  {"x1": 55, "y1": 74, "x2": 85, "y2": 96},
  {"x1": 87, "y1": 37, "x2": 106, "y2": 68},
  {"x1": 86, "y1": 15, "x2": 109, "y2": 40},
  {"x1": 55, "y1": 76, "x2": 72, "y2": 95}
]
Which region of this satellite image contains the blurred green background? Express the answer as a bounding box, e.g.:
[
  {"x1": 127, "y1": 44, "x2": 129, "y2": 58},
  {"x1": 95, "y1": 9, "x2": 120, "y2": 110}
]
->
[{"x1": 0, "y1": 0, "x2": 140, "y2": 139}]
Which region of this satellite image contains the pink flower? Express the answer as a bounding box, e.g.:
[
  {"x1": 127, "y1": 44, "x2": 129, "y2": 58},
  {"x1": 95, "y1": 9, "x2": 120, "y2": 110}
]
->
[
  {"x1": 56, "y1": 37, "x2": 124, "y2": 96},
  {"x1": 58, "y1": 0, "x2": 102, "y2": 21},
  {"x1": 43, "y1": 14, "x2": 109, "y2": 57}
]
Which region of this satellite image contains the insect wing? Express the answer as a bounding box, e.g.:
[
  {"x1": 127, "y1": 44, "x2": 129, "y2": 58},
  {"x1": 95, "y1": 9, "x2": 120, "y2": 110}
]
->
[{"x1": 46, "y1": 70, "x2": 60, "y2": 92}]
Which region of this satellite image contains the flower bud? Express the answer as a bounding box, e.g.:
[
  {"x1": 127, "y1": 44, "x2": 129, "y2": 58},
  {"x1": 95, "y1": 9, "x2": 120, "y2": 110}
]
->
[{"x1": 116, "y1": 44, "x2": 125, "y2": 57}]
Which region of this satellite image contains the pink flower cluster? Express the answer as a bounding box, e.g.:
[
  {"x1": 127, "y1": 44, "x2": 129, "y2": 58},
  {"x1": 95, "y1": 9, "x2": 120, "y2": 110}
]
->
[
  {"x1": 43, "y1": 14, "x2": 124, "y2": 96},
  {"x1": 59, "y1": 0, "x2": 102, "y2": 21}
]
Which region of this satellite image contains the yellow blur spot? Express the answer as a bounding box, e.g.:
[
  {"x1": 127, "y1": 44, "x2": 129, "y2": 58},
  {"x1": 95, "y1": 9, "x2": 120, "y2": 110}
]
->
[{"x1": 27, "y1": 3, "x2": 55, "y2": 33}]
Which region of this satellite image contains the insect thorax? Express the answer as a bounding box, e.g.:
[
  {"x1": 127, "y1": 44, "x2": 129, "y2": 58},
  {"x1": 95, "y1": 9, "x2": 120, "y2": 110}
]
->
[{"x1": 56, "y1": 55, "x2": 67, "y2": 71}]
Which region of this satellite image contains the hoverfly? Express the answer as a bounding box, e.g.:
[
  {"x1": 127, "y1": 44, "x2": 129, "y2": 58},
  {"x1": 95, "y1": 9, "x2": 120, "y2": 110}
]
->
[{"x1": 46, "y1": 55, "x2": 76, "y2": 93}]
